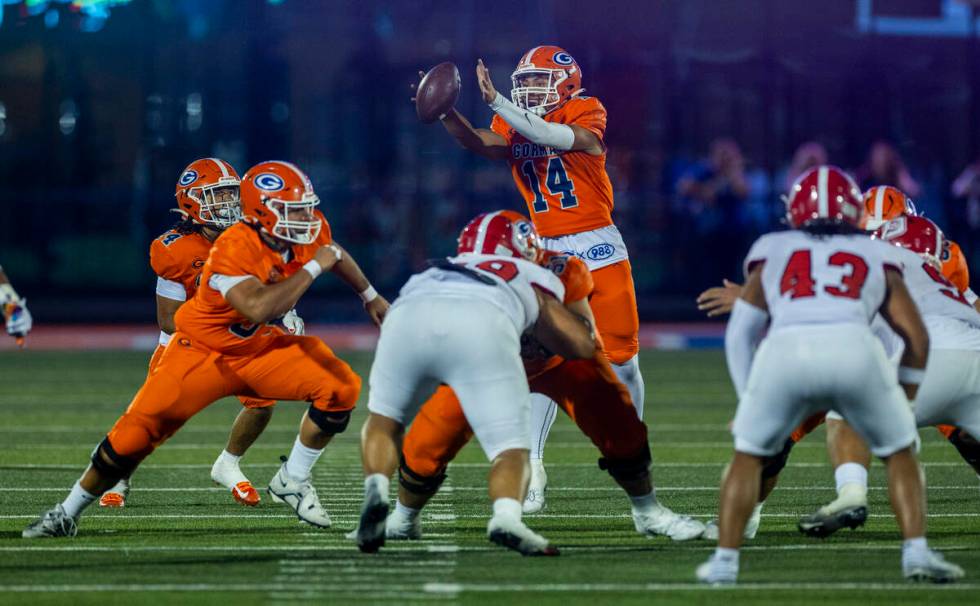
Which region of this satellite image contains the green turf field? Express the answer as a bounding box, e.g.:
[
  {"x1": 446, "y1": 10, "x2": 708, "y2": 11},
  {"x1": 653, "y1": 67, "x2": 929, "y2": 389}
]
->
[{"x1": 0, "y1": 350, "x2": 978, "y2": 605}]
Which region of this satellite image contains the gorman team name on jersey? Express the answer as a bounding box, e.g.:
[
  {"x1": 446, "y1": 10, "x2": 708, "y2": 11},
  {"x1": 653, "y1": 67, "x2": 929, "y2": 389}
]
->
[{"x1": 512, "y1": 142, "x2": 559, "y2": 160}]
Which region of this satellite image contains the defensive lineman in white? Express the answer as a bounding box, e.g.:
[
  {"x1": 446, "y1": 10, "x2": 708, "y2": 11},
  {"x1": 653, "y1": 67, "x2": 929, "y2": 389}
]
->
[
  {"x1": 697, "y1": 166, "x2": 963, "y2": 584},
  {"x1": 356, "y1": 210, "x2": 597, "y2": 556}
]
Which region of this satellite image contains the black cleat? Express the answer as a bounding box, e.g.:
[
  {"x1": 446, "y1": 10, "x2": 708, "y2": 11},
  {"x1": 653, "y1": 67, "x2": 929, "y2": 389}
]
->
[{"x1": 798, "y1": 505, "x2": 867, "y2": 538}]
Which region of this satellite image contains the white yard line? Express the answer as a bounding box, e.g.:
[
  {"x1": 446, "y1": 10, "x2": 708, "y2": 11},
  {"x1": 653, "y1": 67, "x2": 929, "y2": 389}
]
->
[
  {"x1": 6, "y1": 484, "x2": 979, "y2": 492},
  {"x1": 3, "y1": 461, "x2": 969, "y2": 469},
  {"x1": 2, "y1": 512, "x2": 978, "y2": 520}
]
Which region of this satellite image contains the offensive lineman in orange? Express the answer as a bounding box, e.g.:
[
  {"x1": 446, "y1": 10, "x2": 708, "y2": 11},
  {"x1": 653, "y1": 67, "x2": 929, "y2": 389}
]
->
[
  {"x1": 433, "y1": 46, "x2": 643, "y2": 512},
  {"x1": 23, "y1": 160, "x2": 388, "y2": 537},
  {"x1": 100, "y1": 158, "x2": 297, "y2": 509}
]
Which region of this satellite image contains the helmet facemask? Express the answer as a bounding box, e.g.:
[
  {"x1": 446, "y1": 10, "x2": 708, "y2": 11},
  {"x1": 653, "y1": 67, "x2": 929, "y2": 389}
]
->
[
  {"x1": 511, "y1": 68, "x2": 566, "y2": 116},
  {"x1": 266, "y1": 193, "x2": 322, "y2": 245},
  {"x1": 509, "y1": 219, "x2": 542, "y2": 262},
  {"x1": 188, "y1": 180, "x2": 242, "y2": 229}
]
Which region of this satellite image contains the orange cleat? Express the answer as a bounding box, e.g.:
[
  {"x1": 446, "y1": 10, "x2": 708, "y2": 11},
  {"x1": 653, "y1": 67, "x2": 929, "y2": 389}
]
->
[
  {"x1": 231, "y1": 481, "x2": 260, "y2": 507},
  {"x1": 99, "y1": 492, "x2": 126, "y2": 508}
]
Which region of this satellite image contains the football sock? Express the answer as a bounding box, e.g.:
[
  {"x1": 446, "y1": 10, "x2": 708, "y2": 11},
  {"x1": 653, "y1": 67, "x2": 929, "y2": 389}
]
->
[
  {"x1": 902, "y1": 536, "x2": 929, "y2": 566},
  {"x1": 834, "y1": 462, "x2": 868, "y2": 505},
  {"x1": 492, "y1": 497, "x2": 523, "y2": 522},
  {"x1": 365, "y1": 473, "x2": 390, "y2": 498},
  {"x1": 394, "y1": 500, "x2": 420, "y2": 520},
  {"x1": 528, "y1": 394, "x2": 558, "y2": 461},
  {"x1": 62, "y1": 482, "x2": 97, "y2": 518},
  {"x1": 285, "y1": 437, "x2": 323, "y2": 482},
  {"x1": 629, "y1": 490, "x2": 657, "y2": 513},
  {"x1": 714, "y1": 547, "x2": 740, "y2": 565},
  {"x1": 612, "y1": 355, "x2": 645, "y2": 420},
  {"x1": 217, "y1": 450, "x2": 242, "y2": 466},
  {"x1": 751, "y1": 501, "x2": 764, "y2": 518}
]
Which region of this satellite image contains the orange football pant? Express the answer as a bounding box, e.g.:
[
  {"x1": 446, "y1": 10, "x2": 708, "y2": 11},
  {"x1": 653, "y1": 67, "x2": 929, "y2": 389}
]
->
[
  {"x1": 149, "y1": 343, "x2": 275, "y2": 409},
  {"x1": 109, "y1": 333, "x2": 360, "y2": 462},
  {"x1": 402, "y1": 352, "x2": 646, "y2": 478},
  {"x1": 590, "y1": 260, "x2": 639, "y2": 364}
]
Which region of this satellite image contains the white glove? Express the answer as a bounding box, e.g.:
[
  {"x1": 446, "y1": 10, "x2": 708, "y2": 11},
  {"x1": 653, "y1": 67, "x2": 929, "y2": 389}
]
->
[
  {"x1": 281, "y1": 308, "x2": 305, "y2": 336},
  {"x1": 5, "y1": 298, "x2": 32, "y2": 338}
]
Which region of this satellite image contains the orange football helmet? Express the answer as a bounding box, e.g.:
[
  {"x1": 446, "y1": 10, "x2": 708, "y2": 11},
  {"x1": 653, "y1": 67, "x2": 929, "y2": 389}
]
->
[
  {"x1": 240, "y1": 161, "x2": 321, "y2": 245},
  {"x1": 457, "y1": 210, "x2": 542, "y2": 262},
  {"x1": 511, "y1": 45, "x2": 583, "y2": 116},
  {"x1": 174, "y1": 158, "x2": 241, "y2": 228},
  {"x1": 861, "y1": 185, "x2": 916, "y2": 231}
]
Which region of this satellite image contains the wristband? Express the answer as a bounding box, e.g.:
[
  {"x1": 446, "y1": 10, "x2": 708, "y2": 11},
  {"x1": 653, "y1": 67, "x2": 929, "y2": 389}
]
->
[
  {"x1": 359, "y1": 285, "x2": 378, "y2": 303},
  {"x1": 898, "y1": 366, "x2": 926, "y2": 385},
  {"x1": 302, "y1": 259, "x2": 323, "y2": 280}
]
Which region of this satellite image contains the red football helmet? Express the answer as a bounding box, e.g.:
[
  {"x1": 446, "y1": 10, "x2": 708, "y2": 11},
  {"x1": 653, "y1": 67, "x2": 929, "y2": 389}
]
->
[
  {"x1": 457, "y1": 210, "x2": 542, "y2": 262},
  {"x1": 785, "y1": 165, "x2": 864, "y2": 229},
  {"x1": 240, "y1": 161, "x2": 321, "y2": 245},
  {"x1": 876, "y1": 215, "x2": 944, "y2": 268},
  {"x1": 174, "y1": 158, "x2": 241, "y2": 228},
  {"x1": 511, "y1": 45, "x2": 583, "y2": 116},
  {"x1": 862, "y1": 185, "x2": 916, "y2": 231}
]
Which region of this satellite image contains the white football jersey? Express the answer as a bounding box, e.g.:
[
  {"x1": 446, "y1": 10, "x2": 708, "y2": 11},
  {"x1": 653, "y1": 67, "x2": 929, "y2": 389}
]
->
[
  {"x1": 744, "y1": 230, "x2": 903, "y2": 332},
  {"x1": 887, "y1": 246, "x2": 980, "y2": 351},
  {"x1": 394, "y1": 253, "x2": 565, "y2": 334}
]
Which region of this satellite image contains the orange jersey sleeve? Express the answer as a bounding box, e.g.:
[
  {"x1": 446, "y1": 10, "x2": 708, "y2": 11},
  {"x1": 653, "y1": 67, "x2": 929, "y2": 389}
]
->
[
  {"x1": 149, "y1": 230, "x2": 212, "y2": 299},
  {"x1": 175, "y1": 214, "x2": 333, "y2": 355},
  {"x1": 942, "y1": 240, "x2": 970, "y2": 293},
  {"x1": 540, "y1": 251, "x2": 594, "y2": 302},
  {"x1": 492, "y1": 96, "x2": 614, "y2": 238}
]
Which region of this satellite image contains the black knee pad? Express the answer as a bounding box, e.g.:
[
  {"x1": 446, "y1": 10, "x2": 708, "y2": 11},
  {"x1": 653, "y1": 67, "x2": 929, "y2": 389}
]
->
[
  {"x1": 91, "y1": 437, "x2": 139, "y2": 476},
  {"x1": 948, "y1": 429, "x2": 980, "y2": 470},
  {"x1": 761, "y1": 437, "x2": 795, "y2": 480},
  {"x1": 307, "y1": 405, "x2": 351, "y2": 435},
  {"x1": 598, "y1": 443, "x2": 651, "y2": 482},
  {"x1": 398, "y1": 457, "x2": 447, "y2": 497}
]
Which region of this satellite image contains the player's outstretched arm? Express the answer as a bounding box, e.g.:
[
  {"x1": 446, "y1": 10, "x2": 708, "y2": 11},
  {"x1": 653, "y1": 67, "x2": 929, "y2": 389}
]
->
[
  {"x1": 724, "y1": 267, "x2": 768, "y2": 399},
  {"x1": 532, "y1": 287, "x2": 596, "y2": 360},
  {"x1": 326, "y1": 240, "x2": 389, "y2": 326},
  {"x1": 440, "y1": 109, "x2": 510, "y2": 160},
  {"x1": 224, "y1": 245, "x2": 341, "y2": 324},
  {"x1": 880, "y1": 268, "x2": 930, "y2": 400}
]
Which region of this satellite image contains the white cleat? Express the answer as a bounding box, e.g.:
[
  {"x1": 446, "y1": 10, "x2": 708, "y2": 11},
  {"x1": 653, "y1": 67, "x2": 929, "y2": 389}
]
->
[
  {"x1": 22, "y1": 504, "x2": 78, "y2": 539},
  {"x1": 385, "y1": 510, "x2": 422, "y2": 540},
  {"x1": 267, "y1": 459, "x2": 330, "y2": 528},
  {"x1": 522, "y1": 460, "x2": 547, "y2": 514},
  {"x1": 904, "y1": 549, "x2": 965, "y2": 583},
  {"x1": 702, "y1": 507, "x2": 761, "y2": 541},
  {"x1": 633, "y1": 503, "x2": 705, "y2": 541},
  {"x1": 487, "y1": 515, "x2": 559, "y2": 556},
  {"x1": 696, "y1": 554, "x2": 738, "y2": 585}
]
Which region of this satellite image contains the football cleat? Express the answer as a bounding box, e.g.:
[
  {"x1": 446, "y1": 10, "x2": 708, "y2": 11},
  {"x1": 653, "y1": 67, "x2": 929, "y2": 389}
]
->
[
  {"x1": 702, "y1": 504, "x2": 762, "y2": 541},
  {"x1": 267, "y1": 458, "x2": 331, "y2": 528},
  {"x1": 904, "y1": 549, "x2": 965, "y2": 583},
  {"x1": 212, "y1": 454, "x2": 259, "y2": 507},
  {"x1": 696, "y1": 554, "x2": 738, "y2": 585},
  {"x1": 356, "y1": 479, "x2": 389, "y2": 554},
  {"x1": 487, "y1": 516, "x2": 559, "y2": 556},
  {"x1": 633, "y1": 504, "x2": 705, "y2": 541},
  {"x1": 385, "y1": 509, "x2": 422, "y2": 540},
  {"x1": 22, "y1": 504, "x2": 78, "y2": 539},
  {"x1": 99, "y1": 478, "x2": 129, "y2": 508},
  {"x1": 798, "y1": 505, "x2": 867, "y2": 538},
  {"x1": 522, "y1": 460, "x2": 548, "y2": 514}
]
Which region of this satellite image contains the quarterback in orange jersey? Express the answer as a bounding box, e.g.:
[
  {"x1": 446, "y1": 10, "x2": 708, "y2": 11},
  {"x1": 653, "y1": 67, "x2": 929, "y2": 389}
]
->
[
  {"x1": 436, "y1": 45, "x2": 644, "y2": 512},
  {"x1": 381, "y1": 245, "x2": 704, "y2": 542},
  {"x1": 23, "y1": 161, "x2": 389, "y2": 538},
  {"x1": 100, "y1": 157, "x2": 290, "y2": 509}
]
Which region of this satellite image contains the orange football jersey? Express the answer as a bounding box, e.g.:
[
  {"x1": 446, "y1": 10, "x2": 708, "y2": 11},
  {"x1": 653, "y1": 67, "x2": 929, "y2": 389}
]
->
[
  {"x1": 149, "y1": 229, "x2": 212, "y2": 299},
  {"x1": 942, "y1": 239, "x2": 970, "y2": 294},
  {"x1": 491, "y1": 96, "x2": 614, "y2": 238},
  {"x1": 524, "y1": 251, "x2": 595, "y2": 379},
  {"x1": 175, "y1": 213, "x2": 332, "y2": 355}
]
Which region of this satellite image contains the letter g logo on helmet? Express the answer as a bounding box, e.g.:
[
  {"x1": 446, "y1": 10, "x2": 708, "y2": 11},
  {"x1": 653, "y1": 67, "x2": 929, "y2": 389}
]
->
[
  {"x1": 179, "y1": 170, "x2": 198, "y2": 186},
  {"x1": 254, "y1": 173, "x2": 285, "y2": 192},
  {"x1": 552, "y1": 52, "x2": 575, "y2": 66}
]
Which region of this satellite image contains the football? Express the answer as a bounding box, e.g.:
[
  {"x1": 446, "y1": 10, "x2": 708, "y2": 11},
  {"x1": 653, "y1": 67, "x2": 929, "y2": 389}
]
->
[{"x1": 415, "y1": 62, "x2": 461, "y2": 123}]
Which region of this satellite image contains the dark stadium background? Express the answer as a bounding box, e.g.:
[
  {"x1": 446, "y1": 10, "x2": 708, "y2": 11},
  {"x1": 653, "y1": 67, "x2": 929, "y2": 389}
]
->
[{"x1": 2, "y1": 0, "x2": 980, "y2": 325}]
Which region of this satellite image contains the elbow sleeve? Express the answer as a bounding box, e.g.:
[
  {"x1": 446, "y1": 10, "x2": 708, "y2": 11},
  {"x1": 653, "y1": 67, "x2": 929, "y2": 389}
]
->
[{"x1": 724, "y1": 299, "x2": 769, "y2": 399}]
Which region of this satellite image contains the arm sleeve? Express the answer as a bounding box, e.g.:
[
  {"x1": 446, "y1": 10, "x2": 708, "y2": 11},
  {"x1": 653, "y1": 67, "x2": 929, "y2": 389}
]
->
[
  {"x1": 208, "y1": 274, "x2": 257, "y2": 298},
  {"x1": 155, "y1": 277, "x2": 187, "y2": 302},
  {"x1": 725, "y1": 298, "x2": 769, "y2": 399},
  {"x1": 489, "y1": 93, "x2": 575, "y2": 151}
]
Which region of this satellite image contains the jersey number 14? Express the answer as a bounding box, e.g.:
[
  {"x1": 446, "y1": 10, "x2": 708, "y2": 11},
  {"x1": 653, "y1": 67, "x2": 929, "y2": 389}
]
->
[{"x1": 521, "y1": 157, "x2": 578, "y2": 213}]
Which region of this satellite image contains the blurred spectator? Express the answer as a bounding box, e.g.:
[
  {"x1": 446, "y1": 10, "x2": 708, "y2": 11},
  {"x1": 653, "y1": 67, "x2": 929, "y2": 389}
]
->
[
  {"x1": 951, "y1": 156, "x2": 980, "y2": 260},
  {"x1": 854, "y1": 140, "x2": 921, "y2": 198},
  {"x1": 780, "y1": 141, "x2": 828, "y2": 192},
  {"x1": 676, "y1": 138, "x2": 751, "y2": 287}
]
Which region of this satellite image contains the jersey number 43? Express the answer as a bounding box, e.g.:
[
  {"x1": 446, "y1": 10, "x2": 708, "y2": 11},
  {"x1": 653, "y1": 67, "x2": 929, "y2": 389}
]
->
[{"x1": 780, "y1": 249, "x2": 868, "y2": 300}]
